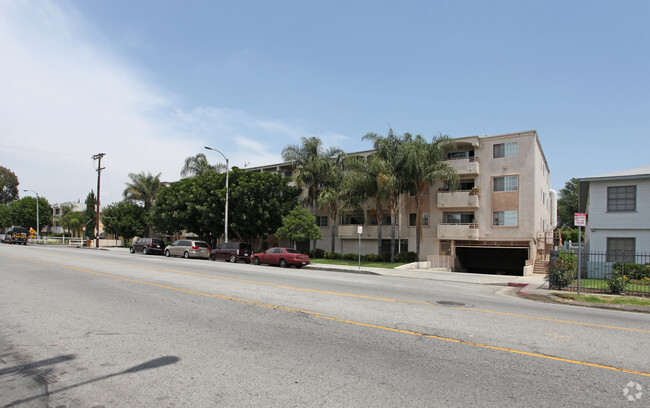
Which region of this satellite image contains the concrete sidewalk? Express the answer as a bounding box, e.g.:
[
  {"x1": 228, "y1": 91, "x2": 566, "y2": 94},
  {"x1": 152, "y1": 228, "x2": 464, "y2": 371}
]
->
[{"x1": 304, "y1": 262, "x2": 549, "y2": 293}]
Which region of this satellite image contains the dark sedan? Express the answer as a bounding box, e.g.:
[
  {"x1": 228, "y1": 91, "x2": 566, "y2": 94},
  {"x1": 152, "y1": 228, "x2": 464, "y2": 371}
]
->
[{"x1": 251, "y1": 247, "x2": 310, "y2": 268}]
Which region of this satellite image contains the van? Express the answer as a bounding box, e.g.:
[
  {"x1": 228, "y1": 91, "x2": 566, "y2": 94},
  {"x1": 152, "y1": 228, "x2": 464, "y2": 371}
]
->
[{"x1": 210, "y1": 242, "x2": 252, "y2": 263}]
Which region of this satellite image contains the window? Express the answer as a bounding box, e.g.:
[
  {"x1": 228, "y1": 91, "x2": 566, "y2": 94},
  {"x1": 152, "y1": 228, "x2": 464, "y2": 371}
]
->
[
  {"x1": 458, "y1": 180, "x2": 475, "y2": 190},
  {"x1": 606, "y1": 238, "x2": 635, "y2": 263},
  {"x1": 493, "y1": 142, "x2": 518, "y2": 158},
  {"x1": 422, "y1": 213, "x2": 429, "y2": 227},
  {"x1": 443, "y1": 213, "x2": 474, "y2": 224},
  {"x1": 409, "y1": 213, "x2": 417, "y2": 227},
  {"x1": 607, "y1": 186, "x2": 636, "y2": 212},
  {"x1": 341, "y1": 213, "x2": 364, "y2": 225},
  {"x1": 283, "y1": 171, "x2": 293, "y2": 178},
  {"x1": 368, "y1": 213, "x2": 392, "y2": 226},
  {"x1": 493, "y1": 211, "x2": 518, "y2": 226},
  {"x1": 493, "y1": 176, "x2": 518, "y2": 192},
  {"x1": 315, "y1": 216, "x2": 328, "y2": 227}
]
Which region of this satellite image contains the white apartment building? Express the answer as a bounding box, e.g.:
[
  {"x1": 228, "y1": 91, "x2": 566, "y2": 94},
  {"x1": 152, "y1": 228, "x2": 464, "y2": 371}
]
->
[
  {"x1": 250, "y1": 130, "x2": 554, "y2": 276},
  {"x1": 579, "y1": 166, "x2": 650, "y2": 254}
]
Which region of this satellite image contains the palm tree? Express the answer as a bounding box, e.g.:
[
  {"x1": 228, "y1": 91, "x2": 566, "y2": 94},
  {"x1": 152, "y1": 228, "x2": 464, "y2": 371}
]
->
[
  {"x1": 180, "y1": 153, "x2": 225, "y2": 178},
  {"x1": 402, "y1": 133, "x2": 459, "y2": 261},
  {"x1": 318, "y1": 156, "x2": 346, "y2": 253},
  {"x1": 282, "y1": 137, "x2": 343, "y2": 251},
  {"x1": 362, "y1": 129, "x2": 408, "y2": 262},
  {"x1": 123, "y1": 172, "x2": 162, "y2": 236}
]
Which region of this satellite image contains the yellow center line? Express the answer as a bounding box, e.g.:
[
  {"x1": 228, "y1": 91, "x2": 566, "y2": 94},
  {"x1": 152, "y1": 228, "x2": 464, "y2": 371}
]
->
[
  {"x1": 12, "y1": 252, "x2": 650, "y2": 334},
  {"x1": 4, "y1": 253, "x2": 650, "y2": 378}
]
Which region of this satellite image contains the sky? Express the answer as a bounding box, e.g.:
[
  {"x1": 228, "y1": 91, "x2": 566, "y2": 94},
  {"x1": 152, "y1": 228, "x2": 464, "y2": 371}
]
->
[{"x1": 1, "y1": 0, "x2": 648, "y2": 205}]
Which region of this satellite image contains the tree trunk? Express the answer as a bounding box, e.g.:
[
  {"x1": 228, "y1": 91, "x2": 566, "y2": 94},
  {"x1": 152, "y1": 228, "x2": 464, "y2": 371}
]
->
[
  {"x1": 330, "y1": 212, "x2": 336, "y2": 253},
  {"x1": 376, "y1": 208, "x2": 383, "y2": 256}
]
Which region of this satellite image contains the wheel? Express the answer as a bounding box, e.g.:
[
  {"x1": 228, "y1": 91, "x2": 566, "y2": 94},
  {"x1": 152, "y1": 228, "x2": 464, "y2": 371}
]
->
[
  {"x1": 143, "y1": 247, "x2": 149, "y2": 255},
  {"x1": 165, "y1": 249, "x2": 171, "y2": 257},
  {"x1": 279, "y1": 259, "x2": 288, "y2": 268},
  {"x1": 130, "y1": 246, "x2": 135, "y2": 254},
  {"x1": 253, "y1": 257, "x2": 261, "y2": 265},
  {"x1": 183, "y1": 251, "x2": 190, "y2": 259},
  {"x1": 229, "y1": 254, "x2": 237, "y2": 263}
]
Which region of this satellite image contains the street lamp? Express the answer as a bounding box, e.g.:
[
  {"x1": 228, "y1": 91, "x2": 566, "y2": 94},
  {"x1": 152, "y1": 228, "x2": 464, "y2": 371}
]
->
[
  {"x1": 23, "y1": 189, "x2": 39, "y2": 243},
  {"x1": 204, "y1": 146, "x2": 229, "y2": 243}
]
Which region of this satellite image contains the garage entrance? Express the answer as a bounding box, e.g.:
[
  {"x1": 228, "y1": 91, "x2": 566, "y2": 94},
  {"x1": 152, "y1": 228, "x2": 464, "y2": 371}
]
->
[{"x1": 456, "y1": 246, "x2": 528, "y2": 276}]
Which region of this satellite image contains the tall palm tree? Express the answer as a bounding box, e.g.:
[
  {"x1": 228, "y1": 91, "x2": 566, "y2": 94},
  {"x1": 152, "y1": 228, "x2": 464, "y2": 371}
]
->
[
  {"x1": 362, "y1": 129, "x2": 408, "y2": 262},
  {"x1": 317, "y1": 156, "x2": 346, "y2": 253},
  {"x1": 123, "y1": 171, "x2": 162, "y2": 236},
  {"x1": 282, "y1": 137, "x2": 343, "y2": 251},
  {"x1": 402, "y1": 133, "x2": 459, "y2": 261},
  {"x1": 180, "y1": 153, "x2": 225, "y2": 178}
]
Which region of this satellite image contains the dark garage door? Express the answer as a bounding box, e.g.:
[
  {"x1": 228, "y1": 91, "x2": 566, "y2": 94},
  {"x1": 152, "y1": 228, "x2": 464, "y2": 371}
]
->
[{"x1": 456, "y1": 247, "x2": 528, "y2": 276}]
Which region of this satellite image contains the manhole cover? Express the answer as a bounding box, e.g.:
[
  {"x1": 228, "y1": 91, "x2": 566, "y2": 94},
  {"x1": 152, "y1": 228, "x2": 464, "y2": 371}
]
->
[{"x1": 436, "y1": 301, "x2": 466, "y2": 307}]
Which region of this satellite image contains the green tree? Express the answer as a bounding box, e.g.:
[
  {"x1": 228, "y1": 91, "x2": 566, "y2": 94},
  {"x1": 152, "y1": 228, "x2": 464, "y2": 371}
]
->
[
  {"x1": 102, "y1": 201, "x2": 147, "y2": 242},
  {"x1": 317, "y1": 155, "x2": 347, "y2": 253},
  {"x1": 402, "y1": 133, "x2": 458, "y2": 261},
  {"x1": 282, "y1": 137, "x2": 343, "y2": 251},
  {"x1": 8, "y1": 196, "x2": 52, "y2": 230},
  {"x1": 60, "y1": 206, "x2": 85, "y2": 237},
  {"x1": 0, "y1": 204, "x2": 11, "y2": 230},
  {"x1": 180, "y1": 153, "x2": 225, "y2": 178},
  {"x1": 85, "y1": 191, "x2": 97, "y2": 240},
  {"x1": 557, "y1": 178, "x2": 580, "y2": 228},
  {"x1": 154, "y1": 168, "x2": 299, "y2": 249},
  {"x1": 123, "y1": 171, "x2": 162, "y2": 236},
  {"x1": 0, "y1": 166, "x2": 19, "y2": 205},
  {"x1": 275, "y1": 206, "x2": 322, "y2": 248},
  {"x1": 362, "y1": 129, "x2": 410, "y2": 261}
]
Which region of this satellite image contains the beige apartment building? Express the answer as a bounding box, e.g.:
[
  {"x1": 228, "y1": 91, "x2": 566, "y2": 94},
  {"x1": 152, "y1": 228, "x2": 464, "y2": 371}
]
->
[{"x1": 250, "y1": 130, "x2": 555, "y2": 276}]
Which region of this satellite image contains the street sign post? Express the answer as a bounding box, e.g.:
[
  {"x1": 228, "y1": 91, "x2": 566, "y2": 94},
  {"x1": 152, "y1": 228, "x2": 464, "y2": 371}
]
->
[
  {"x1": 574, "y1": 213, "x2": 587, "y2": 294},
  {"x1": 358, "y1": 226, "x2": 363, "y2": 270}
]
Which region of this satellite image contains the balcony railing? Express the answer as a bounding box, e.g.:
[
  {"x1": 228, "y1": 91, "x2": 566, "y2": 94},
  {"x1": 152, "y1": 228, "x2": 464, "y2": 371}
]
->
[
  {"x1": 444, "y1": 156, "x2": 479, "y2": 175},
  {"x1": 437, "y1": 191, "x2": 479, "y2": 208},
  {"x1": 437, "y1": 223, "x2": 479, "y2": 240}
]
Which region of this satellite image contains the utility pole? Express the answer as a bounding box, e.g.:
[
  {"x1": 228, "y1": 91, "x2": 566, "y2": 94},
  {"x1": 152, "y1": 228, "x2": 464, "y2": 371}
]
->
[{"x1": 92, "y1": 153, "x2": 106, "y2": 248}]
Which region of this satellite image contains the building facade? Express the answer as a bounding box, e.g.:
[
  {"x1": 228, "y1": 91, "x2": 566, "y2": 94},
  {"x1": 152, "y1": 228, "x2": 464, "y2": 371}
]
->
[
  {"x1": 249, "y1": 130, "x2": 554, "y2": 275},
  {"x1": 579, "y1": 166, "x2": 650, "y2": 254}
]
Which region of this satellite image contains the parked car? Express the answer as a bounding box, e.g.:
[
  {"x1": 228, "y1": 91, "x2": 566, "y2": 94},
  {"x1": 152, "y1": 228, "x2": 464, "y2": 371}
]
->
[
  {"x1": 251, "y1": 247, "x2": 310, "y2": 268},
  {"x1": 164, "y1": 239, "x2": 210, "y2": 259},
  {"x1": 210, "y1": 242, "x2": 252, "y2": 263},
  {"x1": 130, "y1": 238, "x2": 166, "y2": 255}
]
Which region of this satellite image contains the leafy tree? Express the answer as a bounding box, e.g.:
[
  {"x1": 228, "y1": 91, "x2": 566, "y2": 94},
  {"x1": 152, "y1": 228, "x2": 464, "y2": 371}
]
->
[
  {"x1": 180, "y1": 153, "x2": 225, "y2": 178},
  {"x1": 85, "y1": 191, "x2": 96, "y2": 240},
  {"x1": 8, "y1": 196, "x2": 52, "y2": 230},
  {"x1": 123, "y1": 172, "x2": 162, "y2": 236},
  {"x1": 275, "y1": 206, "x2": 322, "y2": 248},
  {"x1": 402, "y1": 133, "x2": 458, "y2": 261},
  {"x1": 557, "y1": 178, "x2": 580, "y2": 228},
  {"x1": 60, "y1": 210, "x2": 86, "y2": 237},
  {"x1": 154, "y1": 168, "x2": 299, "y2": 249},
  {"x1": 282, "y1": 137, "x2": 343, "y2": 251},
  {"x1": 0, "y1": 204, "x2": 11, "y2": 230},
  {"x1": 362, "y1": 129, "x2": 411, "y2": 262},
  {"x1": 102, "y1": 201, "x2": 147, "y2": 242},
  {"x1": 317, "y1": 155, "x2": 347, "y2": 253},
  {"x1": 0, "y1": 166, "x2": 19, "y2": 205}
]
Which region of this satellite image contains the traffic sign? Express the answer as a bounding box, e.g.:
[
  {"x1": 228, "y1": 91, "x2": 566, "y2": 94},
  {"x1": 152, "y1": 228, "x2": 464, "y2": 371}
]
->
[{"x1": 574, "y1": 213, "x2": 587, "y2": 227}]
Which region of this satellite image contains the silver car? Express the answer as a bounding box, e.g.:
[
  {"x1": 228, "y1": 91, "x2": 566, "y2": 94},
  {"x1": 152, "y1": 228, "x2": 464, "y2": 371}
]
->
[{"x1": 164, "y1": 239, "x2": 210, "y2": 259}]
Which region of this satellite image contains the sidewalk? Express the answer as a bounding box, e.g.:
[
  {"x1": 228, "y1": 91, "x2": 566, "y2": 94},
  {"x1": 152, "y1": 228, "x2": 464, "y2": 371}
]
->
[{"x1": 304, "y1": 262, "x2": 549, "y2": 294}]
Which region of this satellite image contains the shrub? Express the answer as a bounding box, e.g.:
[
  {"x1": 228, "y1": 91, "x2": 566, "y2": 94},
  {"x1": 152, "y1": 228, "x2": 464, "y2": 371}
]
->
[
  {"x1": 313, "y1": 248, "x2": 325, "y2": 259},
  {"x1": 605, "y1": 270, "x2": 628, "y2": 294},
  {"x1": 548, "y1": 252, "x2": 577, "y2": 289},
  {"x1": 342, "y1": 253, "x2": 357, "y2": 261},
  {"x1": 323, "y1": 251, "x2": 338, "y2": 259},
  {"x1": 395, "y1": 252, "x2": 417, "y2": 263},
  {"x1": 365, "y1": 253, "x2": 380, "y2": 262},
  {"x1": 380, "y1": 252, "x2": 392, "y2": 263},
  {"x1": 612, "y1": 262, "x2": 650, "y2": 280}
]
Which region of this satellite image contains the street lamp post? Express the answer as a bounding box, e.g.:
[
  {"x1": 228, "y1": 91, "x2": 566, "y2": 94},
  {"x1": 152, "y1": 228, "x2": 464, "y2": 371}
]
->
[
  {"x1": 23, "y1": 189, "x2": 39, "y2": 243},
  {"x1": 204, "y1": 146, "x2": 229, "y2": 243}
]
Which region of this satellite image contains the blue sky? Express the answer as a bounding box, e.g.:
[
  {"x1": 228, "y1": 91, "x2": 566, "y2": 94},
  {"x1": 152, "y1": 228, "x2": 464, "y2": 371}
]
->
[{"x1": 1, "y1": 0, "x2": 648, "y2": 204}]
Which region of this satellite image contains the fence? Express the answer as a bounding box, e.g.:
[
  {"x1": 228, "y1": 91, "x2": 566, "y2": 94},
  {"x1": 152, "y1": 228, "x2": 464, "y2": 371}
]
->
[{"x1": 548, "y1": 249, "x2": 650, "y2": 297}]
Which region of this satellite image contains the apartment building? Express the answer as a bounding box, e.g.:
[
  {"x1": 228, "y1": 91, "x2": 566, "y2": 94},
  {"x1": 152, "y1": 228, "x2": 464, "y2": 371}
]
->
[
  {"x1": 579, "y1": 166, "x2": 650, "y2": 254},
  {"x1": 249, "y1": 130, "x2": 554, "y2": 276}
]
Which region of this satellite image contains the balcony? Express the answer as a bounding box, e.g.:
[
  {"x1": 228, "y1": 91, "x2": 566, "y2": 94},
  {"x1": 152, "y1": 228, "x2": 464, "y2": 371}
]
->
[
  {"x1": 437, "y1": 223, "x2": 479, "y2": 240},
  {"x1": 437, "y1": 191, "x2": 479, "y2": 208},
  {"x1": 445, "y1": 156, "x2": 479, "y2": 175}
]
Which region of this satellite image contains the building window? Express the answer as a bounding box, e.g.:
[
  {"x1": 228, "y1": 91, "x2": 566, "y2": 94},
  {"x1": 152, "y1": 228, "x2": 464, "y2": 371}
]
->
[
  {"x1": 493, "y1": 176, "x2": 518, "y2": 192},
  {"x1": 315, "y1": 216, "x2": 328, "y2": 227},
  {"x1": 283, "y1": 171, "x2": 293, "y2": 178},
  {"x1": 408, "y1": 213, "x2": 417, "y2": 227},
  {"x1": 606, "y1": 238, "x2": 635, "y2": 263},
  {"x1": 443, "y1": 213, "x2": 474, "y2": 224},
  {"x1": 422, "y1": 213, "x2": 429, "y2": 227},
  {"x1": 607, "y1": 186, "x2": 636, "y2": 212},
  {"x1": 368, "y1": 212, "x2": 392, "y2": 226},
  {"x1": 493, "y1": 210, "x2": 518, "y2": 226},
  {"x1": 341, "y1": 213, "x2": 364, "y2": 225},
  {"x1": 493, "y1": 142, "x2": 518, "y2": 158}
]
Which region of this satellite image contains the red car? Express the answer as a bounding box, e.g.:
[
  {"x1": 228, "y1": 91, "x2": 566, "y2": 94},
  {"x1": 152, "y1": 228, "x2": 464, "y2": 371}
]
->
[{"x1": 251, "y1": 247, "x2": 310, "y2": 268}]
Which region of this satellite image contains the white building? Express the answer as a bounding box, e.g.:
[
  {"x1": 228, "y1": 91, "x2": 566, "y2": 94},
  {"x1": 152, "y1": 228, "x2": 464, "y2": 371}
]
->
[{"x1": 579, "y1": 166, "x2": 650, "y2": 255}]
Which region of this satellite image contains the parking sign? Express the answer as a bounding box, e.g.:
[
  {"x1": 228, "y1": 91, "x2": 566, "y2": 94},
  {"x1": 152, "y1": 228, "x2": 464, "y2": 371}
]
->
[{"x1": 574, "y1": 213, "x2": 587, "y2": 227}]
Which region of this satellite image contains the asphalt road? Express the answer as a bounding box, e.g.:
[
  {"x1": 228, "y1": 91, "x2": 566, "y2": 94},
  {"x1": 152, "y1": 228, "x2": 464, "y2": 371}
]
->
[{"x1": 1, "y1": 244, "x2": 649, "y2": 407}]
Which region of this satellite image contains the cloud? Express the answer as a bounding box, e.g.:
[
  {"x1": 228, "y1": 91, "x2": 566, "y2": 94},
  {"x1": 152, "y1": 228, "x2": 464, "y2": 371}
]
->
[{"x1": 0, "y1": 1, "x2": 322, "y2": 205}]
